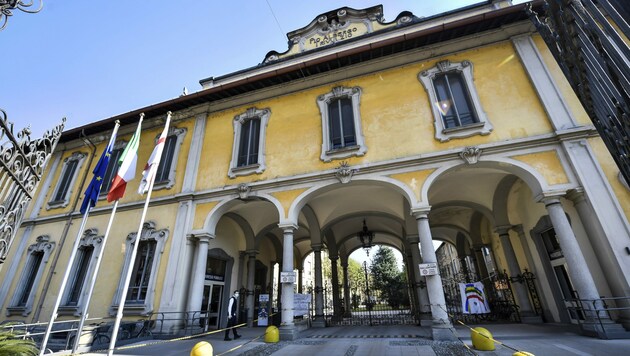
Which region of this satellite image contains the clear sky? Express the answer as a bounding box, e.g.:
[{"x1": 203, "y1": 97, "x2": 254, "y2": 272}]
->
[{"x1": 2, "y1": 0, "x2": 509, "y2": 138}]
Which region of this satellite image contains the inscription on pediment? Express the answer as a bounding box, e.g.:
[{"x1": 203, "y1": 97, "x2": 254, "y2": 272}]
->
[{"x1": 264, "y1": 5, "x2": 417, "y2": 63}]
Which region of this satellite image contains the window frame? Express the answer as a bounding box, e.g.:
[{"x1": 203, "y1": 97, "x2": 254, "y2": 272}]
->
[
  {"x1": 228, "y1": 107, "x2": 271, "y2": 178},
  {"x1": 47, "y1": 152, "x2": 87, "y2": 209},
  {"x1": 316, "y1": 86, "x2": 367, "y2": 162},
  {"x1": 110, "y1": 221, "x2": 168, "y2": 316},
  {"x1": 58, "y1": 228, "x2": 104, "y2": 315},
  {"x1": 99, "y1": 140, "x2": 127, "y2": 199},
  {"x1": 152, "y1": 127, "x2": 187, "y2": 191},
  {"x1": 7, "y1": 236, "x2": 55, "y2": 316},
  {"x1": 418, "y1": 60, "x2": 492, "y2": 142}
]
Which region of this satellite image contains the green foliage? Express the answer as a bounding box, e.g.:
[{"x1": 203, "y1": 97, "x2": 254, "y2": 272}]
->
[
  {"x1": 369, "y1": 246, "x2": 410, "y2": 309},
  {"x1": 0, "y1": 330, "x2": 39, "y2": 356}
]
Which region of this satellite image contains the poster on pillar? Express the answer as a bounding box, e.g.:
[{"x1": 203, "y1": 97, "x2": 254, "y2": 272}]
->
[
  {"x1": 258, "y1": 294, "x2": 269, "y2": 326},
  {"x1": 294, "y1": 293, "x2": 311, "y2": 316},
  {"x1": 459, "y1": 282, "x2": 490, "y2": 314}
]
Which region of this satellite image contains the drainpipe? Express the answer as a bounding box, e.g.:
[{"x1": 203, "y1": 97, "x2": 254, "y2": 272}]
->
[{"x1": 32, "y1": 130, "x2": 97, "y2": 322}]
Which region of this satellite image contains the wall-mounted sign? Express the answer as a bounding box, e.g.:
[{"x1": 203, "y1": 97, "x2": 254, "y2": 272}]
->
[
  {"x1": 280, "y1": 271, "x2": 296, "y2": 283},
  {"x1": 418, "y1": 263, "x2": 438, "y2": 276}
]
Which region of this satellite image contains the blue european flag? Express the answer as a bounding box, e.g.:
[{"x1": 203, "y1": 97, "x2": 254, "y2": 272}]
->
[{"x1": 80, "y1": 124, "x2": 119, "y2": 214}]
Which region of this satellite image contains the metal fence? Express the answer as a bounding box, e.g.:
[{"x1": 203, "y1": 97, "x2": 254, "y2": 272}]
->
[{"x1": 0, "y1": 110, "x2": 64, "y2": 264}]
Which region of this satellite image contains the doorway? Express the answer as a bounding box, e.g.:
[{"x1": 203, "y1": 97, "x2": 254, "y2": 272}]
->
[{"x1": 201, "y1": 283, "x2": 224, "y2": 330}]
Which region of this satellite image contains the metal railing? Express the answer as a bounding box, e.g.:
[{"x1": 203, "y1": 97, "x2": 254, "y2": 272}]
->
[{"x1": 566, "y1": 295, "x2": 630, "y2": 339}]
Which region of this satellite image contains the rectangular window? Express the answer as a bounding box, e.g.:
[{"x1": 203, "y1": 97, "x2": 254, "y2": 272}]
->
[
  {"x1": 66, "y1": 246, "x2": 94, "y2": 306},
  {"x1": 328, "y1": 98, "x2": 356, "y2": 149},
  {"x1": 16, "y1": 251, "x2": 44, "y2": 307},
  {"x1": 53, "y1": 160, "x2": 79, "y2": 202},
  {"x1": 237, "y1": 118, "x2": 260, "y2": 167},
  {"x1": 541, "y1": 228, "x2": 563, "y2": 260},
  {"x1": 433, "y1": 72, "x2": 478, "y2": 129},
  {"x1": 126, "y1": 240, "x2": 157, "y2": 303},
  {"x1": 100, "y1": 148, "x2": 124, "y2": 194},
  {"x1": 155, "y1": 135, "x2": 177, "y2": 183}
]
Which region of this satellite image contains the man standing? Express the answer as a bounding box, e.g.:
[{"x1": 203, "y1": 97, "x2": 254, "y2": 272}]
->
[{"x1": 224, "y1": 290, "x2": 241, "y2": 341}]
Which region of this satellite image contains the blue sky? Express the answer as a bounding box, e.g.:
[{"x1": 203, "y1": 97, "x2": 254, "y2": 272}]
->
[{"x1": 3, "y1": 0, "x2": 504, "y2": 138}]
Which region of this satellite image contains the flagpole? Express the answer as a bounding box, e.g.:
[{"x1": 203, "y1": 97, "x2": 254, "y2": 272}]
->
[
  {"x1": 40, "y1": 121, "x2": 120, "y2": 356},
  {"x1": 39, "y1": 211, "x2": 91, "y2": 356},
  {"x1": 71, "y1": 199, "x2": 119, "y2": 353},
  {"x1": 108, "y1": 112, "x2": 171, "y2": 356}
]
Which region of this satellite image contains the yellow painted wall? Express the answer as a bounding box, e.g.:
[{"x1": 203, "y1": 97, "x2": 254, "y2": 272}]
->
[
  {"x1": 194, "y1": 201, "x2": 220, "y2": 230},
  {"x1": 196, "y1": 41, "x2": 555, "y2": 191},
  {"x1": 511, "y1": 151, "x2": 569, "y2": 186},
  {"x1": 389, "y1": 169, "x2": 436, "y2": 201}
]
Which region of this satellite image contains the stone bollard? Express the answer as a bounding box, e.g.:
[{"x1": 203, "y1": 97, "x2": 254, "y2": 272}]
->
[
  {"x1": 265, "y1": 326, "x2": 279, "y2": 343},
  {"x1": 190, "y1": 341, "x2": 213, "y2": 356},
  {"x1": 471, "y1": 327, "x2": 495, "y2": 351}
]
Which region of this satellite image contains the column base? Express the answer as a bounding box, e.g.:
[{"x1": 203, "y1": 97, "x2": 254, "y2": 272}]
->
[
  {"x1": 279, "y1": 325, "x2": 297, "y2": 341},
  {"x1": 312, "y1": 316, "x2": 326, "y2": 328},
  {"x1": 419, "y1": 312, "x2": 432, "y2": 327},
  {"x1": 431, "y1": 325, "x2": 458, "y2": 341},
  {"x1": 520, "y1": 312, "x2": 543, "y2": 324}
]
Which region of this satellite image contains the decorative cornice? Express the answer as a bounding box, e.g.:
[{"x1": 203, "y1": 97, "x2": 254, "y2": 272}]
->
[{"x1": 24, "y1": 126, "x2": 598, "y2": 226}]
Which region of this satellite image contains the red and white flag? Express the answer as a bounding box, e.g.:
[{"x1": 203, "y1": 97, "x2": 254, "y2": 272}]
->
[
  {"x1": 107, "y1": 115, "x2": 143, "y2": 202},
  {"x1": 138, "y1": 112, "x2": 171, "y2": 194}
]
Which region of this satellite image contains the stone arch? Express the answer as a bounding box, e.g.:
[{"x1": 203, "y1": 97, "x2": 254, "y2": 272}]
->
[
  {"x1": 420, "y1": 159, "x2": 549, "y2": 204},
  {"x1": 224, "y1": 213, "x2": 256, "y2": 250},
  {"x1": 287, "y1": 178, "x2": 417, "y2": 223},
  {"x1": 493, "y1": 175, "x2": 520, "y2": 226},
  {"x1": 202, "y1": 193, "x2": 284, "y2": 236}
]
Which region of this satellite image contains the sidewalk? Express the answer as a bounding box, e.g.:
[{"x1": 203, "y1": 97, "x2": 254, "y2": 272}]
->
[{"x1": 78, "y1": 323, "x2": 630, "y2": 356}]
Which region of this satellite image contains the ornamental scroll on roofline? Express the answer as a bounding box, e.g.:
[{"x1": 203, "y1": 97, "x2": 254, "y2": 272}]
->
[{"x1": 263, "y1": 5, "x2": 417, "y2": 63}]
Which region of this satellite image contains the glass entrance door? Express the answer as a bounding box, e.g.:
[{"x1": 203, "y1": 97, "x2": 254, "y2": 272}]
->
[{"x1": 208, "y1": 284, "x2": 223, "y2": 329}]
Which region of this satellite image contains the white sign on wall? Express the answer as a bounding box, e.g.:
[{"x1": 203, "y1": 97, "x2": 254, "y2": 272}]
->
[
  {"x1": 419, "y1": 263, "x2": 438, "y2": 276},
  {"x1": 280, "y1": 271, "x2": 296, "y2": 283}
]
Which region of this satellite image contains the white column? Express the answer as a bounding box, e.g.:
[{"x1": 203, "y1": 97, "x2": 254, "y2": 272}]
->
[
  {"x1": 543, "y1": 197, "x2": 601, "y2": 300},
  {"x1": 413, "y1": 209, "x2": 457, "y2": 341},
  {"x1": 312, "y1": 244, "x2": 325, "y2": 327},
  {"x1": 496, "y1": 226, "x2": 535, "y2": 317},
  {"x1": 341, "y1": 259, "x2": 351, "y2": 317},
  {"x1": 407, "y1": 235, "x2": 431, "y2": 324},
  {"x1": 187, "y1": 233, "x2": 212, "y2": 320},
  {"x1": 246, "y1": 250, "x2": 257, "y2": 327},
  {"x1": 279, "y1": 224, "x2": 296, "y2": 340},
  {"x1": 330, "y1": 255, "x2": 341, "y2": 317}
]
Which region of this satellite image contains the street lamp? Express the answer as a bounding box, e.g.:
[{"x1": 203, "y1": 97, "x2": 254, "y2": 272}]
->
[{"x1": 357, "y1": 219, "x2": 374, "y2": 256}]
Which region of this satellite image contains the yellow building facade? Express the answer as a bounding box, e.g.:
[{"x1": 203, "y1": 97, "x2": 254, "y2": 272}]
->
[{"x1": 2, "y1": 0, "x2": 630, "y2": 348}]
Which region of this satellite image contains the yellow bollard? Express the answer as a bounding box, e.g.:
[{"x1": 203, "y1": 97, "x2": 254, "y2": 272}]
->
[
  {"x1": 190, "y1": 341, "x2": 213, "y2": 356},
  {"x1": 513, "y1": 352, "x2": 535, "y2": 356},
  {"x1": 265, "y1": 325, "x2": 279, "y2": 343},
  {"x1": 471, "y1": 327, "x2": 495, "y2": 351}
]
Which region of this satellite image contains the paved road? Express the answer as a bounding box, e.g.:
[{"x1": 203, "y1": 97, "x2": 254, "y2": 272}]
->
[{"x1": 78, "y1": 323, "x2": 630, "y2": 356}]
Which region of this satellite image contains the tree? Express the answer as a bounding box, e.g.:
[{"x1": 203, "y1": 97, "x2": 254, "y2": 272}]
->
[
  {"x1": 0, "y1": 330, "x2": 39, "y2": 356},
  {"x1": 370, "y1": 246, "x2": 409, "y2": 309}
]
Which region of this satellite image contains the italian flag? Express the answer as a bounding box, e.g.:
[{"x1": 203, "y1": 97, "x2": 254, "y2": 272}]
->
[{"x1": 107, "y1": 116, "x2": 143, "y2": 202}]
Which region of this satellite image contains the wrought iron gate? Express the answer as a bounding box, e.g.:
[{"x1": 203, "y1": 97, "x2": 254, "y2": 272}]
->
[
  {"x1": 0, "y1": 110, "x2": 64, "y2": 264},
  {"x1": 442, "y1": 269, "x2": 523, "y2": 324}
]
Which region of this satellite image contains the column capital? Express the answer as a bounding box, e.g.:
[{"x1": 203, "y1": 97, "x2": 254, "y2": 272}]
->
[
  {"x1": 565, "y1": 187, "x2": 586, "y2": 205},
  {"x1": 535, "y1": 190, "x2": 566, "y2": 206},
  {"x1": 329, "y1": 255, "x2": 339, "y2": 261},
  {"x1": 495, "y1": 225, "x2": 513, "y2": 236},
  {"x1": 411, "y1": 206, "x2": 431, "y2": 219},
  {"x1": 245, "y1": 249, "x2": 258, "y2": 257},
  {"x1": 406, "y1": 234, "x2": 420, "y2": 244},
  {"x1": 187, "y1": 232, "x2": 214, "y2": 244},
  {"x1": 311, "y1": 244, "x2": 323, "y2": 252},
  {"x1": 278, "y1": 222, "x2": 298, "y2": 232}
]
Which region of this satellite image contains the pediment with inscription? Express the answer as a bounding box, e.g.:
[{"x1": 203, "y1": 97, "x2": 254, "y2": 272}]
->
[{"x1": 263, "y1": 5, "x2": 416, "y2": 63}]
